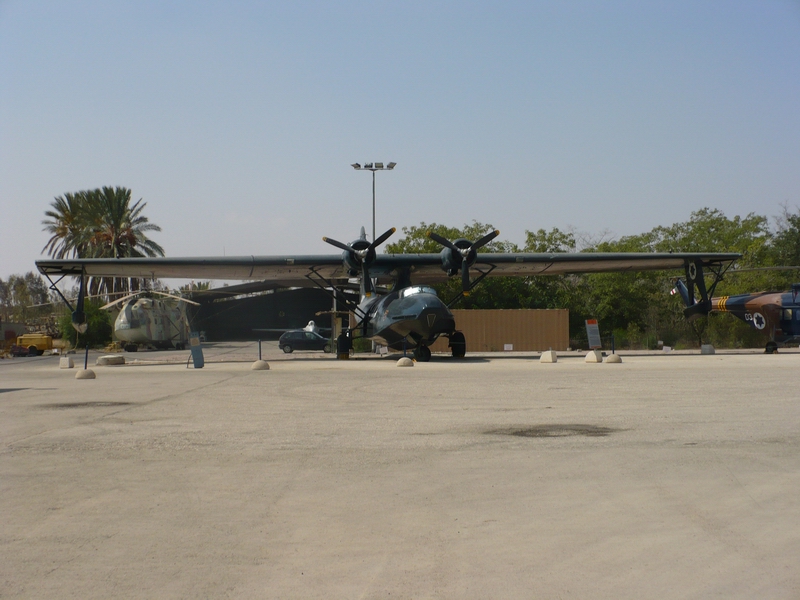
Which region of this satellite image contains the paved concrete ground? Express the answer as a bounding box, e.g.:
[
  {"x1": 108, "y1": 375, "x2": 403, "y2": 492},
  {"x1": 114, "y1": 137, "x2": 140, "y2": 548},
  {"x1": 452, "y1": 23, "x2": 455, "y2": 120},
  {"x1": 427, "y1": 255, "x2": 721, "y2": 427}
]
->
[{"x1": 2, "y1": 343, "x2": 799, "y2": 598}]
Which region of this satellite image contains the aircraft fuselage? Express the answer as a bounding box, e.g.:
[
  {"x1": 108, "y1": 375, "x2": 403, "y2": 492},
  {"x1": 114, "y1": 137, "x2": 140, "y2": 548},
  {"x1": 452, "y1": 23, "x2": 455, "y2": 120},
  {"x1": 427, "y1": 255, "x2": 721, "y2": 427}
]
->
[{"x1": 355, "y1": 286, "x2": 456, "y2": 350}]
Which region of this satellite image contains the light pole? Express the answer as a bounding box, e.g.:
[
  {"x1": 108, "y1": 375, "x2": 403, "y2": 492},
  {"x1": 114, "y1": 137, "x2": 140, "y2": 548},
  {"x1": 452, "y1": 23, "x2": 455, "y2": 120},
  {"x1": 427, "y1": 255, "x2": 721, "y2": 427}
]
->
[{"x1": 351, "y1": 162, "x2": 396, "y2": 243}]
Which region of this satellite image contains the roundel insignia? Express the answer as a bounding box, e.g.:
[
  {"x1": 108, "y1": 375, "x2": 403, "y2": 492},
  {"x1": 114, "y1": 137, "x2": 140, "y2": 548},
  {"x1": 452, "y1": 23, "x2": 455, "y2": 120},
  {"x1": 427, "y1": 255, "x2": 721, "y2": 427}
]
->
[
  {"x1": 688, "y1": 263, "x2": 697, "y2": 281},
  {"x1": 752, "y1": 312, "x2": 766, "y2": 330}
]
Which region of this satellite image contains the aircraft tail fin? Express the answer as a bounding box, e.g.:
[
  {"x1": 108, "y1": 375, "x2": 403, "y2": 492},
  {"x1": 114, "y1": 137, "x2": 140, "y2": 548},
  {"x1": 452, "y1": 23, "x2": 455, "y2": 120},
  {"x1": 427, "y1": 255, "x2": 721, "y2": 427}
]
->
[
  {"x1": 676, "y1": 261, "x2": 716, "y2": 320},
  {"x1": 672, "y1": 279, "x2": 691, "y2": 307}
]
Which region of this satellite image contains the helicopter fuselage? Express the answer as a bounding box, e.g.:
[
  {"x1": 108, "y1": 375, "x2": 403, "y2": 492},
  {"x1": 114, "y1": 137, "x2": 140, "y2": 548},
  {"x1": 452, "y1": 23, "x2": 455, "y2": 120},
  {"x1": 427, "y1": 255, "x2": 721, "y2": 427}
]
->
[
  {"x1": 115, "y1": 297, "x2": 189, "y2": 349},
  {"x1": 712, "y1": 287, "x2": 800, "y2": 347}
]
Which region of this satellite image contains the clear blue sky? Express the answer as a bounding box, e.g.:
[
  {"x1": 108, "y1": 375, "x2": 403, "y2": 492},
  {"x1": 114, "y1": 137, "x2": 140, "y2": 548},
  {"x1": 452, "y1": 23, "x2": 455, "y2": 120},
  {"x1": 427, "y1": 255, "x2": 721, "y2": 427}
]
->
[{"x1": 2, "y1": 1, "x2": 799, "y2": 279}]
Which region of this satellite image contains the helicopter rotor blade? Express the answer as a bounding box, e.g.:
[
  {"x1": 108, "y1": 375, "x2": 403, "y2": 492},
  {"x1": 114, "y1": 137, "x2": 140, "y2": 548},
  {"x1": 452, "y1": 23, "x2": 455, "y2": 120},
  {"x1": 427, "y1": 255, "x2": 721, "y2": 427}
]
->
[
  {"x1": 100, "y1": 293, "x2": 139, "y2": 310},
  {"x1": 150, "y1": 291, "x2": 201, "y2": 306}
]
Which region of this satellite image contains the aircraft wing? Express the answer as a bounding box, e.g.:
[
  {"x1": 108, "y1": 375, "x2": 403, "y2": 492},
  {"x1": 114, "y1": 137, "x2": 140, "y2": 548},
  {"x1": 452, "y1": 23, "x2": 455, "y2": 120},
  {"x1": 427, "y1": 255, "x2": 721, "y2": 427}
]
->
[
  {"x1": 382, "y1": 252, "x2": 742, "y2": 283},
  {"x1": 36, "y1": 255, "x2": 349, "y2": 282},
  {"x1": 37, "y1": 251, "x2": 739, "y2": 285}
]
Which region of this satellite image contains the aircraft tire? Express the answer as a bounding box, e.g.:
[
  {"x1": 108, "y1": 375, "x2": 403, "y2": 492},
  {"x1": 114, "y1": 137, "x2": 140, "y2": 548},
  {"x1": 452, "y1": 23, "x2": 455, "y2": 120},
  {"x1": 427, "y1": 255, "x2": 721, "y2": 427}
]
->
[
  {"x1": 323, "y1": 343, "x2": 332, "y2": 353},
  {"x1": 414, "y1": 345, "x2": 431, "y2": 362},
  {"x1": 450, "y1": 331, "x2": 466, "y2": 358},
  {"x1": 765, "y1": 341, "x2": 778, "y2": 354},
  {"x1": 282, "y1": 345, "x2": 293, "y2": 354},
  {"x1": 124, "y1": 344, "x2": 138, "y2": 352}
]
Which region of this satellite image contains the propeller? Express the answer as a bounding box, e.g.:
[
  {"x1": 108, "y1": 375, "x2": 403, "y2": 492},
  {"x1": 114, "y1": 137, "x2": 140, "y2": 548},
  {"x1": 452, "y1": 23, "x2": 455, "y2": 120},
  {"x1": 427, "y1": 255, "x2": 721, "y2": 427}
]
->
[
  {"x1": 427, "y1": 229, "x2": 500, "y2": 293},
  {"x1": 100, "y1": 291, "x2": 200, "y2": 310},
  {"x1": 323, "y1": 226, "x2": 396, "y2": 292}
]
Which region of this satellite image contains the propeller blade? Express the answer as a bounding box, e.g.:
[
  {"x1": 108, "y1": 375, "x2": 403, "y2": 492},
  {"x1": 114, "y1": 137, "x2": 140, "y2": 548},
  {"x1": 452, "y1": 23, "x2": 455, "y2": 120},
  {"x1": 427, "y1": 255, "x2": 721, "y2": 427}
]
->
[
  {"x1": 461, "y1": 261, "x2": 471, "y2": 294},
  {"x1": 471, "y1": 229, "x2": 500, "y2": 251},
  {"x1": 372, "y1": 227, "x2": 396, "y2": 249},
  {"x1": 427, "y1": 231, "x2": 459, "y2": 251},
  {"x1": 322, "y1": 236, "x2": 355, "y2": 253},
  {"x1": 362, "y1": 263, "x2": 372, "y2": 292}
]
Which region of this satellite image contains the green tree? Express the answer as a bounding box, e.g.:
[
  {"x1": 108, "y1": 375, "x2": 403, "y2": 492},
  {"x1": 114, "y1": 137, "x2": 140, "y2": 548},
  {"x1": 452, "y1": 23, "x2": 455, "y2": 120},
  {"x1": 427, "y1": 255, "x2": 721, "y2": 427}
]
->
[
  {"x1": 575, "y1": 208, "x2": 782, "y2": 347},
  {"x1": 523, "y1": 227, "x2": 576, "y2": 253},
  {"x1": 386, "y1": 221, "x2": 527, "y2": 307},
  {"x1": 0, "y1": 273, "x2": 51, "y2": 323},
  {"x1": 386, "y1": 221, "x2": 514, "y2": 254},
  {"x1": 57, "y1": 301, "x2": 112, "y2": 348}
]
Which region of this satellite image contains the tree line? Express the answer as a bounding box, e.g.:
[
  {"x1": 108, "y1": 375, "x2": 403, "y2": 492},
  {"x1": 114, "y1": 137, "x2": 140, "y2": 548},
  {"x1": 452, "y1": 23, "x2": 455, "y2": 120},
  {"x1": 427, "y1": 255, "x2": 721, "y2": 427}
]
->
[
  {"x1": 384, "y1": 206, "x2": 800, "y2": 349},
  {"x1": 2, "y1": 188, "x2": 798, "y2": 350}
]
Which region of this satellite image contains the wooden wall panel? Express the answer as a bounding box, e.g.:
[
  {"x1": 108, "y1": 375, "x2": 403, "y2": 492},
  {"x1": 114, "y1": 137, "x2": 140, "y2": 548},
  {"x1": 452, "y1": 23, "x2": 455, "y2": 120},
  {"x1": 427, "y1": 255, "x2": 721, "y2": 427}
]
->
[{"x1": 429, "y1": 309, "x2": 569, "y2": 353}]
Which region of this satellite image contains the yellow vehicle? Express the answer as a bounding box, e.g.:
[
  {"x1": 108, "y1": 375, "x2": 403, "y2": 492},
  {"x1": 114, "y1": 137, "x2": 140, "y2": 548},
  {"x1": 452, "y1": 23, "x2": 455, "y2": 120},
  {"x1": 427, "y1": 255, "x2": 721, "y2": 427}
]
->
[{"x1": 16, "y1": 333, "x2": 53, "y2": 356}]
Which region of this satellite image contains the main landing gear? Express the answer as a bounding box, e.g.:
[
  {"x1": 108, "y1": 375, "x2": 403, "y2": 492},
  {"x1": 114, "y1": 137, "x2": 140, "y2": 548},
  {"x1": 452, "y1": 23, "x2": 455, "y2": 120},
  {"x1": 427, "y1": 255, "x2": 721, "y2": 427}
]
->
[
  {"x1": 449, "y1": 331, "x2": 466, "y2": 358},
  {"x1": 413, "y1": 345, "x2": 432, "y2": 362}
]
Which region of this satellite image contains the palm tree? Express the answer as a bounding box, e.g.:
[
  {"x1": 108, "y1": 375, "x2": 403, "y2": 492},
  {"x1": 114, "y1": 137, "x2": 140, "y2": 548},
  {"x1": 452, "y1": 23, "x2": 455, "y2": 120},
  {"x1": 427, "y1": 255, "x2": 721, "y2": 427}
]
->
[
  {"x1": 42, "y1": 187, "x2": 165, "y2": 298},
  {"x1": 41, "y1": 192, "x2": 91, "y2": 259},
  {"x1": 84, "y1": 187, "x2": 164, "y2": 260},
  {"x1": 84, "y1": 187, "x2": 165, "y2": 296}
]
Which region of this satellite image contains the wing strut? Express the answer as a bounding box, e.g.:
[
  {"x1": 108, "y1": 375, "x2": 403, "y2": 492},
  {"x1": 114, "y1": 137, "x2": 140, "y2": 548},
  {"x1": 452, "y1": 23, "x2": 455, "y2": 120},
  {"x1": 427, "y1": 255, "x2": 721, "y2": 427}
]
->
[
  {"x1": 444, "y1": 265, "x2": 497, "y2": 308},
  {"x1": 42, "y1": 270, "x2": 88, "y2": 333},
  {"x1": 305, "y1": 268, "x2": 368, "y2": 321},
  {"x1": 681, "y1": 259, "x2": 735, "y2": 320}
]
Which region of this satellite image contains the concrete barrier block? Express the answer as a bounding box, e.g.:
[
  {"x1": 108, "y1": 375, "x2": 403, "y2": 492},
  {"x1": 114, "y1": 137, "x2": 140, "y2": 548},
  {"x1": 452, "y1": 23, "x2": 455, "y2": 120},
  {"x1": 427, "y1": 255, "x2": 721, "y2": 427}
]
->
[
  {"x1": 96, "y1": 355, "x2": 125, "y2": 366},
  {"x1": 585, "y1": 350, "x2": 603, "y2": 363},
  {"x1": 59, "y1": 357, "x2": 74, "y2": 369},
  {"x1": 539, "y1": 350, "x2": 558, "y2": 363},
  {"x1": 701, "y1": 344, "x2": 715, "y2": 355}
]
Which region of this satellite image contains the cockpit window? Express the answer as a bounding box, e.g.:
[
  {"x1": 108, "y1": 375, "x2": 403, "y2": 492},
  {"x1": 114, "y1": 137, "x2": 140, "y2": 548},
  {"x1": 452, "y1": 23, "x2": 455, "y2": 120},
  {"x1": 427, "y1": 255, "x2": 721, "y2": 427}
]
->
[
  {"x1": 783, "y1": 309, "x2": 792, "y2": 320},
  {"x1": 400, "y1": 286, "x2": 438, "y2": 298}
]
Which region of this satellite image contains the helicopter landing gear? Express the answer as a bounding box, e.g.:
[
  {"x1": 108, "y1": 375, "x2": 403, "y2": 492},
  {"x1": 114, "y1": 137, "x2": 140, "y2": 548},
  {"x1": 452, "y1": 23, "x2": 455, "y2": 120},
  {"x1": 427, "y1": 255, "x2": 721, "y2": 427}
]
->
[{"x1": 413, "y1": 345, "x2": 431, "y2": 362}]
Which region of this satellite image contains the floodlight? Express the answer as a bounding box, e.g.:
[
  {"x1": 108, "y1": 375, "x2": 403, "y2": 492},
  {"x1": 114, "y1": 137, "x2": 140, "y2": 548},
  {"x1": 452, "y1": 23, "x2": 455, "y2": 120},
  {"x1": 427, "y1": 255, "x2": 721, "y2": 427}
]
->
[
  {"x1": 387, "y1": 162, "x2": 396, "y2": 169},
  {"x1": 375, "y1": 162, "x2": 384, "y2": 169},
  {"x1": 351, "y1": 163, "x2": 361, "y2": 169}
]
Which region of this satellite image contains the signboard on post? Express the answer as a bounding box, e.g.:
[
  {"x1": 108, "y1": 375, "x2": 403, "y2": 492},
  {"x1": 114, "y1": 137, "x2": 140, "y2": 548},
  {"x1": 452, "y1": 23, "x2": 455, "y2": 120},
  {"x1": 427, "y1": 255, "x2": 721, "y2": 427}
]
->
[
  {"x1": 189, "y1": 331, "x2": 204, "y2": 368},
  {"x1": 585, "y1": 319, "x2": 602, "y2": 349}
]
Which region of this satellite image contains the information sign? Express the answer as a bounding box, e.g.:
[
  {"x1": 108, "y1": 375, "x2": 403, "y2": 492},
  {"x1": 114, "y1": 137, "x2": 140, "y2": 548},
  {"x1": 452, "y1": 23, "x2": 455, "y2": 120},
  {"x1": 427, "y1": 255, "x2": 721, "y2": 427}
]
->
[
  {"x1": 585, "y1": 319, "x2": 602, "y2": 349},
  {"x1": 189, "y1": 332, "x2": 204, "y2": 369}
]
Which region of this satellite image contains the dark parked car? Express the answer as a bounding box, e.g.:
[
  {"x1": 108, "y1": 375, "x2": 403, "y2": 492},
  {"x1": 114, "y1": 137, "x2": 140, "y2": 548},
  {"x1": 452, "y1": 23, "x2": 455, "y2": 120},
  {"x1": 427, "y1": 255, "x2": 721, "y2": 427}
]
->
[{"x1": 278, "y1": 330, "x2": 332, "y2": 353}]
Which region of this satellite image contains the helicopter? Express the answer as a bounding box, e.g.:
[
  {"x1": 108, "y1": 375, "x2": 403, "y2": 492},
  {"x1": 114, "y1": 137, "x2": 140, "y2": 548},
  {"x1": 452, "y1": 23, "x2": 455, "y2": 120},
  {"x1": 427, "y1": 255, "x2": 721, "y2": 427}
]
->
[
  {"x1": 101, "y1": 291, "x2": 199, "y2": 352},
  {"x1": 675, "y1": 279, "x2": 800, "y2": 353}
]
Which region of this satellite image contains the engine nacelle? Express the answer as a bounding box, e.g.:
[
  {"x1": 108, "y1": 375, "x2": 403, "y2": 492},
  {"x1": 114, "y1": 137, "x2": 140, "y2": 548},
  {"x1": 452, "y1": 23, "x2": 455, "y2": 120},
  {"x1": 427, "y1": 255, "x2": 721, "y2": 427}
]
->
[
  {"x1": 342, "y1": 237, "x2": 374, "y2": 273},
  {"x1": 439, "y1": 238, "x2": 476, "y2": 276}
]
